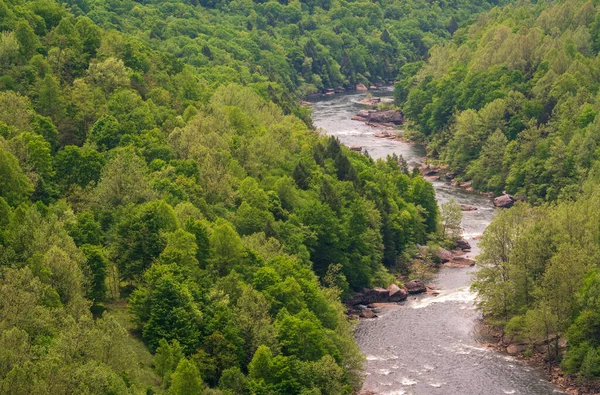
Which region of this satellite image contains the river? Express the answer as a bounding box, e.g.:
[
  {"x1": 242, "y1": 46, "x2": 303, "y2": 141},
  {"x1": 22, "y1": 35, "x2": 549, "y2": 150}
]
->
[{"x1": 310, "y1": 89, "x2": 560, "y2": 395}]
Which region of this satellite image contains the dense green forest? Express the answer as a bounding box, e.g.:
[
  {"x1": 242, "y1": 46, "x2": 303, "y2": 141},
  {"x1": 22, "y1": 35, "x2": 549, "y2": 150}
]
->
[
  {"x1": 0, "y1": 0, "x2": 513, "y2": 392},
  {"x1": 396, "y1": 0, "x2": 600, "y2": 381},
  {"x1": 397, "y1": 0, "x2": 600, "y2": 203}
]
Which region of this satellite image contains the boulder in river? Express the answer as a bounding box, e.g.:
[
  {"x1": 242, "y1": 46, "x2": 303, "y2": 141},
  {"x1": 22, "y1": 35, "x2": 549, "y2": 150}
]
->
[
  {"x1": 448, "y1": 257, "x2": 476, "y2": 267},
  {"x1": 460, "y1": 205, "x2": 478, "y2": 211},
  {"x1": 357, "y1": 109, "x2": 376, "y2": 118},
  {"x1": 435, "y1": 247, "x2": 453, "y2": 263},
  {"x1": 420, "y1": 165, "x2": 440, "y2": 176},
  {"x1": 387, "y1": 284, "x2": 408, "y2": 302},
  {"x1": 405, "y1": 279, "x2": 426, "y2": 294},
  {"x1": 494, "y1": 194, "x2": 515, "y2": 208},
  {"x1": 367, "y1": 110, "x2": 404, "y2": 125},
  {"x1": 373, "y1": 287, "x2": 390, "y2": 300},
  {"x1": 356, "y1": 83, "x2": 368, "y2": 91},
  {"x1": 455, "y1": 239, "x2": 471, "y2": 251}
]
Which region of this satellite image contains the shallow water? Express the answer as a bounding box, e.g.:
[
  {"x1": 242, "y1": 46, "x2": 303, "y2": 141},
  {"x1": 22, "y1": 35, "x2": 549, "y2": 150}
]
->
[{"x1": 310, "y1": 89, "x2": 559, "y2": 395}]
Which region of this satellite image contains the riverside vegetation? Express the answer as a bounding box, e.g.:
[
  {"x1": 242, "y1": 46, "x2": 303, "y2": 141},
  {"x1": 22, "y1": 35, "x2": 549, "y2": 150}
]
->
[
  {"x1": 395, "y1": 0, "x2": 600, "y2": 387},
  {"x1": 0, "y1": 0, "x2": 512, "y2": 393}
]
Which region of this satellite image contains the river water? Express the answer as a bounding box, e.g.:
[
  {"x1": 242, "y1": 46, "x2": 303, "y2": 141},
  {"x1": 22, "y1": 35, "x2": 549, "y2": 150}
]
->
[{"x1": 310, "y1": 89, "x2": 560, "y2": 395}]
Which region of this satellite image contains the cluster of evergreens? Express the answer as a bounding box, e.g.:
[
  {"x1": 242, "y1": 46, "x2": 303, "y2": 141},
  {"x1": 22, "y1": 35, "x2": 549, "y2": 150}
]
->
[
  {"x1": 398, "y1": 0, "x2": 600, "y2": 381},
  {"x1": 0, "y1": 0, "x2": 489, "y2": 392}
]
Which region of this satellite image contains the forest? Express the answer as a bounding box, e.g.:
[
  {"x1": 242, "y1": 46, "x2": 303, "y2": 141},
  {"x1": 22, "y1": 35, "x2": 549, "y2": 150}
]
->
[
  {"x1": 394, "y1": 0, "x2": 600, "y2": 382},
  {"x1": 0, "y1": 0, "x2": 510, "y2": 393}
]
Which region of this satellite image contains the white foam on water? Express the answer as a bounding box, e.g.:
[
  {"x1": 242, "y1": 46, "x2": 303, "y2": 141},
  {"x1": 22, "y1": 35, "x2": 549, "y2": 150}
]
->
[
  {"x1": 400, "y1": 378, "x2": 418, "y2": 386},
  {"x1": 423, "y1": 364, "x2": 435, "y2": 371},
  {"x1": 429, "y1": 383, "x2": 444, "y2": 388},
  {"x1": 409, "y1": 287, "x2": 476, "y2": 309},
  {"x1": 379, "y1": 369, "x2": 392, "y2": 375},
  {"x1": 463, "y1": 345, "x2": 488, "y2": 352},
  {"x1": 383, "y1": 391, "x2": 406, "y2": 395},
  {"x1": 503, "y1": 390, "x2": 516, "y2": 394}
]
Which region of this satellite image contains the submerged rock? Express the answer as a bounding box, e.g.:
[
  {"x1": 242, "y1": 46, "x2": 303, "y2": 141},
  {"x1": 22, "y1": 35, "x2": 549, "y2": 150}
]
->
[{"x1": 360, "y1": 308, "x2": 377, "y2": 319}]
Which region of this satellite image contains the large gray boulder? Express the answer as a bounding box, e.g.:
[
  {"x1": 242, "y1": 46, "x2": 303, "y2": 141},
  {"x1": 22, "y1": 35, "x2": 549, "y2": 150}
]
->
[
  {"x1": 435, "y1": 247, "x2": 453, "y2": 263},
  {"x1": 405, "y1": 280, "x2": 427, "y2": 294},
  {"x1": 387, "y1": 284, "x2": 408, "y2": 302},
  {"x1": 494, "y1": 194, "x2": 515, "y2": 208},
  {"x1": 455, "y1": 239, "x2": 471, "y2": 251},
  {"x1": 367, "y1": 110, "x2": 404, "y2": 125}
]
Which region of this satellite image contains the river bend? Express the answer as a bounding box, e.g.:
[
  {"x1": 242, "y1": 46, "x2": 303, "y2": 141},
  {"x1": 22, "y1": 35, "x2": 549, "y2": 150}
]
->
[{"x1": 310, "y1": 89, "x2": 560, "y2": 395}]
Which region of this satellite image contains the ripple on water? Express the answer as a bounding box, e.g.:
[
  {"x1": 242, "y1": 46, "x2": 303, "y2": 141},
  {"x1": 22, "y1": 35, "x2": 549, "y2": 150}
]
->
[{"x1": 409, "y1": 287, "x2": 476, "y2": 309}]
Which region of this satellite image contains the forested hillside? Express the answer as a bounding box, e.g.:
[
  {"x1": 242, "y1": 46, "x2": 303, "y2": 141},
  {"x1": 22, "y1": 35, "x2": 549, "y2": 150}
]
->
[
  {"x1": 396, "y1": 0, "x2": 600, "y2": 383},
  {"x1": 397, "y1": 0, "x2": 600, "y2": 203},
  {"x1": 0, "y1": 0, "x2": 508, "y2": 393}
]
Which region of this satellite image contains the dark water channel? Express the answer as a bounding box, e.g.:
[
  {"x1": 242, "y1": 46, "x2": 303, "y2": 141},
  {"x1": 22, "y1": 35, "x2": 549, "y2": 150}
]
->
[{"x1": 310, "y1": 89, "x2": 560, "y2": 395}]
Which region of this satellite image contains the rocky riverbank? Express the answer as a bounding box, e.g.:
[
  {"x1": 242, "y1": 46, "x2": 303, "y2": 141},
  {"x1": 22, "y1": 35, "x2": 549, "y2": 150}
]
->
[
  {"x1": 346, "y1": 240, "x2": 475, "y2": 318},
  {"x1": 484, "y1": 327, "x2": 600, "y2": 395},
  {"x1": 312, "y1": 88, "x2": 559, "y2": 395}
]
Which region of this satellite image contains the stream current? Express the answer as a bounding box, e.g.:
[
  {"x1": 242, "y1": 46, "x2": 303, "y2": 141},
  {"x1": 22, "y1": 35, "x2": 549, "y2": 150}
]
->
[{"x1": 310, "y1": 89, "x2": 560, "y2": 395}]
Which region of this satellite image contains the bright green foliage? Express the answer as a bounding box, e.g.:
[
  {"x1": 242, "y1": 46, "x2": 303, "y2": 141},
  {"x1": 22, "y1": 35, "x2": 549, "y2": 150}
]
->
[
  {"x1": 473, "y1": 180, "x2": 600, "y2": 377},
  {"x1": 169, "y1": 358, "x2": 205, "y2": 395},
  {"x1": 80, "y1": 244, "x2": 108, "y2": 304},
  {"x1": 54, "y1": 145, "x2": 105, "y2": 190},
  {"x1": 129, "y1": 264, "x2": 203, "y2": 353},
  {"x1": 0, "y1": 0, "x2": 478, "y2": 390},
  {"x1": 0, "y1": 148, "x2": 33, "y2": 206},
  {"x1": 399, "y1": 0, "x2": 600, "y2": 203},
  {"x1": 154, "y1": 339, "x2": 184, "y2": 388},
  {"x1": 113, "y1": 200, "x2": 178, "y2": 281}
]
